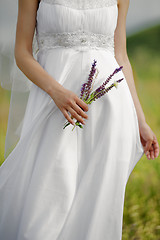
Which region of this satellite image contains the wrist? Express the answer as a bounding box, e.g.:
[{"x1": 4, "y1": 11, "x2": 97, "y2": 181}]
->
[
  {"x1": 137, "y1": 113, "x2": 146, "y2": 127},
  {"x1": 138, "y1": 119, "x2": 147, "y2": 129},
  {"x1": 47, "y1": 79, "x2": 64, "y2": 98}
]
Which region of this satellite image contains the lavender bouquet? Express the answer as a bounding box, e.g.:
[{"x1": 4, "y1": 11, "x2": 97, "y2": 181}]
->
[{"x1": 63, "y1": 59, "x2": 124, "y2": 131}]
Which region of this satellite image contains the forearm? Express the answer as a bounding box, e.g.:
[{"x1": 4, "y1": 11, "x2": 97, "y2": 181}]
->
[
  {"x1": 116, "y1": 55, "x2": 146, "y2": 127},
  {"x1": 15, "y1": 50, "x2": 63, "y2": 97}
]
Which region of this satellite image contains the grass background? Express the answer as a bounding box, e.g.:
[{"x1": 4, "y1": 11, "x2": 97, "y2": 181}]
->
[{"x1": 0, "y1": 25, "x2": 160, "y2": 239}]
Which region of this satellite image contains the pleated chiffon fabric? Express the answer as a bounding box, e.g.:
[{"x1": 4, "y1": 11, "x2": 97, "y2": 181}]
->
[{"x1": 0, "y1": 0, "x2": 144, "y2": 239}]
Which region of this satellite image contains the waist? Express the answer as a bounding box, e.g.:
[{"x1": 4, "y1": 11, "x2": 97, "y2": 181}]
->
[{"x1": 35, "y1": 30, "x2": 115, "y2": 54}]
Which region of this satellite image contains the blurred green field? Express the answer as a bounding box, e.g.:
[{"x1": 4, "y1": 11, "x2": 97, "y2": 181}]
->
[
  {"x1": 123, "y1": 25, "x2": 160, "y2": 239},
  {"x1": 0, "y1": 25, "x2": 160, "y2": 239}
]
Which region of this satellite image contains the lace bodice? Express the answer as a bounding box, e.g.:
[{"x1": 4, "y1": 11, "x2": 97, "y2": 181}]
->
[
  {"x1": 35, "y1": 0, "x2": 118, "y2": 55},
  {"x1": 40, "y1": 0, "x2": 117, "y2": 10}
]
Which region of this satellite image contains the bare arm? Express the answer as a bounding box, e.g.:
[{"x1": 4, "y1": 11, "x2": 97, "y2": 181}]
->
[
  {"x1": 15, "y1": 0, "x2": 88, "y2": 126},
  {"x1": 114, "y1": 0, "x2": 159, "y2": 159},
  {"x1": 15, "y1": 0, "x2": 62, "y2": 97},
  {"x1": 114, "y1": 0, "x2": 146, "y2": 127}
]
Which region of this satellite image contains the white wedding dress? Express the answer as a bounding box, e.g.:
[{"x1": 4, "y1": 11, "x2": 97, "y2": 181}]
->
[{"x1": 0, "y1": 0, "x2": 144, "y2": 239}]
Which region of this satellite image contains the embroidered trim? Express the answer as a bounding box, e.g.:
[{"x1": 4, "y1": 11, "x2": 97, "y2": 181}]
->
[
  {"x1": 36, "y1": 30, "x2": 114, "y2": 54},
  {"x1": 40, "y1": 0, "x2": 117, "y2": 9}
]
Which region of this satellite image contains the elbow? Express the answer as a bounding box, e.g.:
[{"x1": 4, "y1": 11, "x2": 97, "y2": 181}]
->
[
  {"x1": 14, "y1": 44, "x2": 22, "y2": 69},
  {"x1": 115, "y1": 52, "x2": 133, "y2": 73},
  {"x1": 14, "y1": 45, "x2": 25, "y2": 70},
  {"x1": 115, "y1": 52, "x2": 129, "y2": 66},
  {"x1": 14, "y1": 52, "x2": 21, "y2": 69},
  {"x1": 14, "y1": 42, "x2": 32, "y2": 69}
]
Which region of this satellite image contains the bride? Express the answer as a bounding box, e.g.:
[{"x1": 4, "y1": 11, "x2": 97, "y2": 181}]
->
[{"x1": 0, "y1": 0, "x2": 159, "y2": 239}]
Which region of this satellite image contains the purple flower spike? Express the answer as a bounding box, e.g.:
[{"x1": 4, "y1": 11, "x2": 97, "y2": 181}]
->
[
  {"x1": 113, "y1": 66, "x2": 123, "y2": 74},
  {"x1": 80, "y1": 83, "x2": 87, "y2": 99},
  {"x1": 101, "y1": 66, "x2": 123, "y2": 88},
  {"x1": 116, "y1": 78, "x2": 124, "y2": 83},
  {"x1": 82, "y1": 59, "x2": 97, "y2": 101}
]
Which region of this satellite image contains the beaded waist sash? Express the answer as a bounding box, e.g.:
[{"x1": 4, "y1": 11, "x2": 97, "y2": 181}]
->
[{"x1": 36, "y1": 30, "x2": 115, "y2": 54}]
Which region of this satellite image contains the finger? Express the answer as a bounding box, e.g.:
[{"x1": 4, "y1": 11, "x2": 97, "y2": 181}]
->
[
  {"x1": 62, "y1": 109, "x2": 75, "y2": 126},
  {"x1": 75, "y1": 96, "x2": 89, "y2": 112},
  {"x1": 150, "y1": 146, "x2": 155, "y2": 160},
  {"x1": 68, "y1": 107, "x2": 85, "y2": 125},
  {"x1": 144, "y1": 139, "x2": 153, "y2": 153},
  {"x1": 153, "y1": 134, "x2": 158, "y2": 142},
  {"x1": 72, "y1": 102, "x2": 88, "y2": 119},
  {"x1": 150, "y1": 144, "x2": 154, "y2": 150},
  {"x1": 144, "y1": 145, "x2": 151, "y2": 157},
  {"x1": 145, "y1": 150, "x2": 151, "y2": 160},
  {"x1": 152, "y1": 139, "x2": 160, "y2": 158},
  {"x1": 148, "y1": 144, "x2": 154, "y2": 160}
]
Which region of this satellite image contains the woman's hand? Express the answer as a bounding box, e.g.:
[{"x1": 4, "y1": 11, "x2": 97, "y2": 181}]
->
[
  {"x1": 139, "y1": 122, "x2": 159, "y2": 160},
  {"x1": 50, "y1": 85, "x2": 89, "y2": 126}
]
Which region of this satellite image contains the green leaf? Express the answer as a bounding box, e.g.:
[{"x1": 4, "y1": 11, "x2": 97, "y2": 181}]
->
[{"x1": 63, "y1": 122, "x2": 70, "y2": 129}]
